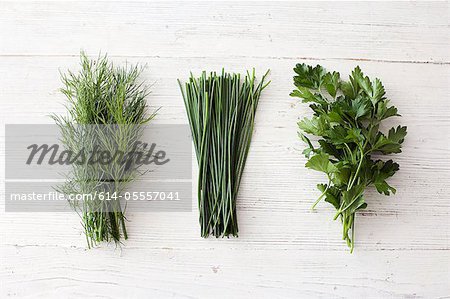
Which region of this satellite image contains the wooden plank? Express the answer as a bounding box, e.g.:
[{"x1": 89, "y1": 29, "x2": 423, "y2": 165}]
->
[
  {"x1": 1, "y1": 245, "x2": 449, "y2": 298},
  {"x1": 0, "y1": 2, "x2": 448, "y2": 63}
]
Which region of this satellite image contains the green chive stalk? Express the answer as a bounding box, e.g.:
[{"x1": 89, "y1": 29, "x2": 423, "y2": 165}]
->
[{"x1": 179, "y1": 69, "x2": 270, "y2": 237}]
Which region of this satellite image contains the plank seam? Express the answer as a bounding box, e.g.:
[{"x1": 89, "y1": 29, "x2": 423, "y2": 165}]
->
[{"x1": 0, "y1": 54, "x2": 448, "y2": 65}]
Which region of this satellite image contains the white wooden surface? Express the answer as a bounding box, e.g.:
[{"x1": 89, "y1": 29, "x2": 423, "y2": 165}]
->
[{"x1": 1, "y1": 1, "x2": 449, "y2": 298}]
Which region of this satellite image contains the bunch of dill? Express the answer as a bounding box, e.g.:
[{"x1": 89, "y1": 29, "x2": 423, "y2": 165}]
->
[{"x1": 53, "y1": 52, "x2": 155, "y2": 247}]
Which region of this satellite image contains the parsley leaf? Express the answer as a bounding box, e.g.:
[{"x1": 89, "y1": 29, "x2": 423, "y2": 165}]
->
[{"x1": 305, "y1": 152, "x2": 338, "y2": 174}]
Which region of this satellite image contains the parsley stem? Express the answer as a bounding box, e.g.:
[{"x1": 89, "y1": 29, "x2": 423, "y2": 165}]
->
[
  {"x1": 334, "y1": 192, "x2": 363, "y2": 220},
  {"x1": 350, "y1": 215, "x2": 355, "y2": 253},
  {"x1": 311, "y1": 192, "x2": 326, "y2": 210},
  {"x1": 344, "y1": 143, "x2": 354, "y2": 161},
  {"x1": 347, "y1": 146, "x2": 365, "y2": 191},
  {"x1": 311, "y1": 177, "x2": 331, "y2": 210}
]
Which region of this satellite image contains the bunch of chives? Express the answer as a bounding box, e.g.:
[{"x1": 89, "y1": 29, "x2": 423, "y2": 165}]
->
[
  {"x1": 53, "y1": 52, "x2": 155, "y2": 247},
  {"x1": 179, "y1": 69, "x2": 270, "y2": 237}
]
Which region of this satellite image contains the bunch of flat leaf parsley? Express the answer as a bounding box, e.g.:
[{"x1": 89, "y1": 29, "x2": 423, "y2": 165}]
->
[{"x1": 291, "y1": 64, "x2": 407, "y2": 252}]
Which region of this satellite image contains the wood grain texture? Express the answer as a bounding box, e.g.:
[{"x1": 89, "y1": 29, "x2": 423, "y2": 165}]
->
[{"x1": 0, "y1": 1, "x2": 449, "y2": 298}]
